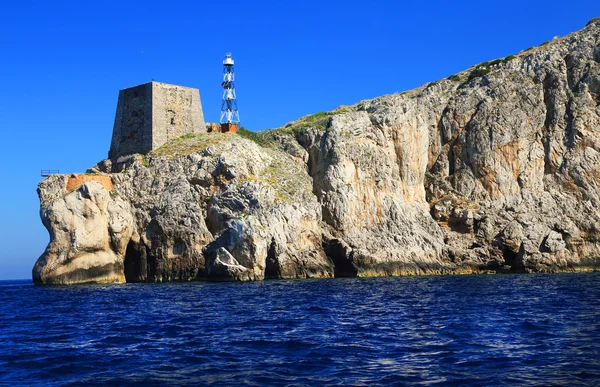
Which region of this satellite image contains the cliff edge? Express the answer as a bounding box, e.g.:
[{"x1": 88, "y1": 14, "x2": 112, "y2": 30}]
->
[{"x1": 34, "y1": 21, "x2": 600, "y2": 284}]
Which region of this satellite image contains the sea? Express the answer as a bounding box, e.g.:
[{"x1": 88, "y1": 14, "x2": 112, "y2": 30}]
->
[{"x1": 1, "y1": 273, "x2": 599, "y2": 386}]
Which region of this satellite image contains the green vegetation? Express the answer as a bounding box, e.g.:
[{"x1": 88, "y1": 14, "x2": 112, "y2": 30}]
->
[
  {"x1": 239, "y1": 107, "x2": 356, "y2": 148},
  {"x1": 285, "y1": 110, "x2": 340, "y2": 134},
  {"x1": 426, "y1": 81, "x2": 439, "y2": 88},
  {"x1": 468, "y1": 54, "x2": 517, "y2": 79},
  {"x1": 540, "y1": 41, "x2": 550, "y2": 46},
  {"x1": 469, "y1": 63, "x2": 491, "y2": 80},
  {"x1": 180, "y1": 133, "x2": 196, "y2": 140},
  {"x1": 151, "y1": 132, "x2": 229, "y2": 157},
  {"x1": 237, "y1": 127, "x2": 283, "y2": 148},
  {"x1": 587, "y1": 17, "x2": 600, "y2": 26},
  {"x1": 447, "y1": 74, "x2": 461, "y2": 82}
]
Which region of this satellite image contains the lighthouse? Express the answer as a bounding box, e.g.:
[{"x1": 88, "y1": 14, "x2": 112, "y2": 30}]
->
[{"x1": 220, "y1": 53, "x2": 240, "y2": 133}]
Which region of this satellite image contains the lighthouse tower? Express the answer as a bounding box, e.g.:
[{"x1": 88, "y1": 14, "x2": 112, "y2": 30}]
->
[{"x1": 220, "y1": 53, "x2": 240, "y2": 133}]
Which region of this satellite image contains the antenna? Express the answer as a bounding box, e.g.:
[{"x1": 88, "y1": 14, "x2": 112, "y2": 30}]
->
[{"x1": 220, "y1": 52, "x2": 240, "y2": 133}]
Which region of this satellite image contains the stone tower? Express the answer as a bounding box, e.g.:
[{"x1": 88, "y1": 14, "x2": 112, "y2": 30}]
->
[{"x1": 109, "y1": 81, "x2": 205, "y2": 159}]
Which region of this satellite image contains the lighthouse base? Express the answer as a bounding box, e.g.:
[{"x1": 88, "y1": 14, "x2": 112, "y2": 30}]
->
[{"x1": 220, "y1": 123, "x2": 239, "y2": 133}]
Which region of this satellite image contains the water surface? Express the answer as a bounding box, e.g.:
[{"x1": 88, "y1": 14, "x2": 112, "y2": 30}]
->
[{"x1": 1, "y1": 273, "x2": 599, "y2": 386}]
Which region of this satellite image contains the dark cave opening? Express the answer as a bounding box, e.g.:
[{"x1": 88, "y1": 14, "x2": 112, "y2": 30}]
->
[
  {"x1": 124, "y1": 241, "x2": 147, "y2": 283},
  {"x1": 324, "y1": 239, "x2": 358, "y2": 278},
  {"x1": 502, "y1": 246, "x2": 518, "y2": 268},
  {"x1": 264, "y1": 241, "x2": 280, "y2": 279}
]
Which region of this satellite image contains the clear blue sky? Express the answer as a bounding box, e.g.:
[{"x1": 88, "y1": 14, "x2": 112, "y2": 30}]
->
[{"x1": 0, "y1": 0, "x2": 598, "y2": 280}]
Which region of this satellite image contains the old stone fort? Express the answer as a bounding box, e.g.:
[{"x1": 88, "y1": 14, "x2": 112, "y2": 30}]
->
[{"x1": 109, "y1": 81, "x2": 229, "y2": 159}]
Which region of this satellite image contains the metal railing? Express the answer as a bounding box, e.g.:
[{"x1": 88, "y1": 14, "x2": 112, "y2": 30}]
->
[{"x1": 41, "y1": 170, "x2": 60, "y2": 177}]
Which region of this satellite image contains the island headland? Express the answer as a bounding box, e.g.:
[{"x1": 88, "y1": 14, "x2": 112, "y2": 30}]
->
[{"x1": 34, "y1": 21, "x2": 600, "y2": 284}]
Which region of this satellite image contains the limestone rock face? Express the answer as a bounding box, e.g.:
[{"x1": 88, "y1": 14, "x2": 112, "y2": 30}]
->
[
  {"x1": 36, "y1": 134, "x2": 333, "y2": 284},
  {"x1": 34, "y1": 22, "x2": 600, "y2": 284},
  {"x1": 305, "y1": 111, "x2": 445, "y2": 276},
  {"x1": 33, "y1": 180, "x2": 134, "y2": 285},
  {"x1": 206, "y1": 247, "x2": 253, "y2": 281}
]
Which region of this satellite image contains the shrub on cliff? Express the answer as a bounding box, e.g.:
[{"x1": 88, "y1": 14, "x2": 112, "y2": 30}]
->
[
  {"x1": 469, "y1": 66, "x2": 491, "y2": 80},
  {"x1": 286, "y1": 111, "x2": 335, "y2": 134},
  {"x1": 238, "y1": 110, "x2": 349, "y2": 149},
  {"x1": 587, "y1": 17, "x2": 600, "y2": 26},
  {"x1": 488, "y1": 59, "x2": 502, "y2": 67},
  {"x1": 237, "y1": 127, "x2": 279, "y2": 148}
]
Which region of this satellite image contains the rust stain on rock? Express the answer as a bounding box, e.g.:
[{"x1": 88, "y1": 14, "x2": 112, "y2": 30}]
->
[{"x1": 66, "y1": 174, "x2": 113, "y2": 192}]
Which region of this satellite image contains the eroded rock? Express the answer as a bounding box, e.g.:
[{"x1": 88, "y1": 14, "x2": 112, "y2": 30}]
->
[
  {"x1": 33, "y1": 181, "x2": 134, "y2": 285},
  {"x1": 34, "y1": 23, "x2": 600, "y2": 284}
]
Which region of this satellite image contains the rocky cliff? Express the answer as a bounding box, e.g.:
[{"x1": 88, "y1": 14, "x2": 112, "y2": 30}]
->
[{"x1": 34, "y1": 21, "x2": 600, "y2": 284}]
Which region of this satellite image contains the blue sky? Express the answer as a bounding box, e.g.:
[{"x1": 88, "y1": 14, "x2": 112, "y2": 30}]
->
[{"x1": 0, "y1": 0, "x2": 598, "y2": 280}]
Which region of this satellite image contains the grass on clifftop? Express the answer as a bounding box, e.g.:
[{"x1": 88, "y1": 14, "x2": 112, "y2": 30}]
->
[
  {"x1": 237, "y1": 107, "x2": 353, "y2": 148},
  {"x1": 282, "y1": 110, "x2": 346, "y2": 133},
  {"x1": 236, "y1": 112, "x2": 327, "y2": 148},
  {"x1": 237, "y1": 127, "x2": 283, "y2": 148},
  {"x1": 150, "y1": 132, "x2": 230, "y2": 157}
]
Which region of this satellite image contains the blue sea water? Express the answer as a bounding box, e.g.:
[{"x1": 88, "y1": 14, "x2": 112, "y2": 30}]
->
[{"x1": 1, "y1": 274, "x2": 599, "y2": 386}]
